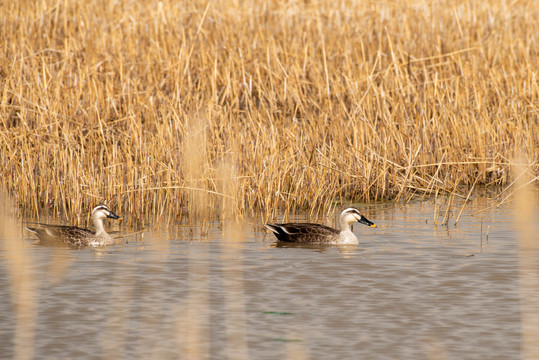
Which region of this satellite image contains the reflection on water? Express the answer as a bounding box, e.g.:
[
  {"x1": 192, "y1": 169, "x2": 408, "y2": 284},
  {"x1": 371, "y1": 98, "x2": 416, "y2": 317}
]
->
[{"x1": 1, "y1": 197, "x2": 538, "y2": 359}]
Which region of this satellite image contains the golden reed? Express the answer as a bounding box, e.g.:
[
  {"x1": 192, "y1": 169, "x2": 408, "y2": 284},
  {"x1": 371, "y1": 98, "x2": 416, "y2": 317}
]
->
[{"x1": 0, "y1": 0, "x2": 537, "y2": 224}]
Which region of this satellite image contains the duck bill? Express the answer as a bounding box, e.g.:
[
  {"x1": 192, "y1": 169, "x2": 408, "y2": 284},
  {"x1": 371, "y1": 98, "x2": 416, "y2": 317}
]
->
[
  {"x1": 358, "y1": 216, "x2": 377, "y2": 228},
  {"x1": 108, "y1": 211, "x2": 122, "y2": 220}
]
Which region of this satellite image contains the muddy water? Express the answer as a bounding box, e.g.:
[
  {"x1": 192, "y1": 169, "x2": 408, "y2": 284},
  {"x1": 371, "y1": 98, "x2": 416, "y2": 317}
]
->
[{"x1": 1, "y1": 197, "x2": 537, "y2": 359}]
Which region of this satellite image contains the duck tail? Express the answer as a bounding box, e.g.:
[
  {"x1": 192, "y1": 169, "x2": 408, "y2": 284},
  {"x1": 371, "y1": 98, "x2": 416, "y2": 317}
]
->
[
  {"x1": 264, "y1": 224, "x2": 280, "y2": 234},
  {"x1": 25, "y1": 226, "x2": 38, "y2": 234}
]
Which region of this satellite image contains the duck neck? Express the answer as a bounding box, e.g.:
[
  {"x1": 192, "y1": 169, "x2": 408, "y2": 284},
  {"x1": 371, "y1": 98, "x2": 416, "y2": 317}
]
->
[
  {"x1": 340, "y1": 219, "x2": 352, "y2": 232},
  {"x1": 93, "y1": 217, "x2": 108, "y2": 236},
  {"x1": 339, "y1": 219, "x2": 359, "y2": 244}
]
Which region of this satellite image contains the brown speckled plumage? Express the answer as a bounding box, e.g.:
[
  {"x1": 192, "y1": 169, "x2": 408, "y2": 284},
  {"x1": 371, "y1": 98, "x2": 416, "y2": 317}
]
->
[{"x1": 26, "y1": 204, "x2": 121, "y2": 247}]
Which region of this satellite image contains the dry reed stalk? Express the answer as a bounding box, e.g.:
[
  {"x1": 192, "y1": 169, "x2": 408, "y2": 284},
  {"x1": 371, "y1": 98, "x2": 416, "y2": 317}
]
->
[
  {"x1": 441, "y1": 191, "x2": 454, "y2": 226},
  {"x1": 0, "y1": 190, "x2": 36, "y2": 360},
  {"x1": 0, "y1": 0, "x2": 537, "y2": 223},
  {"x1": 178, "y1": 245, "x2": 211, "y2": 359},
  {"x1": 217, "y1": 157, "x2": 249, "y2": 359},
  {"x1": 433, "y1": 189, "x2": 440, "y2": 225},
  {"x1": 423, "y1": 336, "x2": 449, "y2": 360},
  {"x1": 181, "y1": 112, "x2": 211, "y2": 222},
  {"x1": 454, "y1": 175, "x2": 479, "y2": 225},
  {"x1": 513, "y1": 157, "x2": 539, "y2": 358}
]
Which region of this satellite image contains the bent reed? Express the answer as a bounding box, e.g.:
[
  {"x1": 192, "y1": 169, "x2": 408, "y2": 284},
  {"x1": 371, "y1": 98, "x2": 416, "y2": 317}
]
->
[{"x1": 0, "y1": 0, "x2": 537, "y2": 224}]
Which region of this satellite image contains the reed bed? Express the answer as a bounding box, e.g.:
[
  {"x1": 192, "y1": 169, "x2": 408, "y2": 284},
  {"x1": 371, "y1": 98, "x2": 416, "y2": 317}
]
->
[{"x1": 0, "y1": 0, "x2": 537, "y2": 224}]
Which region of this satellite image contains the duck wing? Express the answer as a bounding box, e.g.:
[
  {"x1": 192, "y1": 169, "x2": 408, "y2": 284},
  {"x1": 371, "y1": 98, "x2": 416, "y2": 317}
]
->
[
  {"x1": 26, "y1": 224, "x2": 94, "y2": 247},
  {"x1": 265, "y1": 223, "x2": 339, "y2": 244}
]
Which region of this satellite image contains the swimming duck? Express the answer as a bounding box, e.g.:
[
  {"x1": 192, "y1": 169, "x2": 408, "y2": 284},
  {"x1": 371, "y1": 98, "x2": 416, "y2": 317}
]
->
[
  {"x1": 265, "y1": 207, "x2": 376, "y2": 245},
  {"x1": 26, "y1": 204, "x2": 122, "y2": 247}
]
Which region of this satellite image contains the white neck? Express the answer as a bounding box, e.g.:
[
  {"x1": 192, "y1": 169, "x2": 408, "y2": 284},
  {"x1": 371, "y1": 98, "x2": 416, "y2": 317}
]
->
[
  {"x1": 92, "y1": 216, "x2": 107, "y2": 236},
  {"x1": 340, "y1": 218, "x2": 353, "y2": 232}
]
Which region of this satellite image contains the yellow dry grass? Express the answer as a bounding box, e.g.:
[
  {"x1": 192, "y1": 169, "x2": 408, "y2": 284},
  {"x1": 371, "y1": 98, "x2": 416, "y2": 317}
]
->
[{"x1": 0, "y1": 0, "x2": 537, "y2": 224}]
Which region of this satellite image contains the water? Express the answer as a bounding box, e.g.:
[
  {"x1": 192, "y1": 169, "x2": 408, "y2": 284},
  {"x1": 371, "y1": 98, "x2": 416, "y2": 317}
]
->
[{"x1": 1, "y1": 197, "x2": 538, "y2": 359}]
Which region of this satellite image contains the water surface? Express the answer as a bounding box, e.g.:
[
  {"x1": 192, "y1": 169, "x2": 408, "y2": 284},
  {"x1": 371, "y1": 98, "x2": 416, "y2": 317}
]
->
[{"x1": 1, "y1": 197, "x2": 537, "y2": 359}]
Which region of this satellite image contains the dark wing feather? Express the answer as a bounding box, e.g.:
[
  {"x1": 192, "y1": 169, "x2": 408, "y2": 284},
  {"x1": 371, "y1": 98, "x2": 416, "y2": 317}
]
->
[{"x1": 266, "y1": 223, "x2": 340, "y2": 244}]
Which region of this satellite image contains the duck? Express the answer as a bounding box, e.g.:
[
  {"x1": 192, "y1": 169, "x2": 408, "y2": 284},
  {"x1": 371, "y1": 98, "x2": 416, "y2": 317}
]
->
[
  {"x1": 26, "y1": 204, "x2": 122, "y2": 247},
  {"x1": 265, "y1": 207, "x2": 376, "y2": 245}
]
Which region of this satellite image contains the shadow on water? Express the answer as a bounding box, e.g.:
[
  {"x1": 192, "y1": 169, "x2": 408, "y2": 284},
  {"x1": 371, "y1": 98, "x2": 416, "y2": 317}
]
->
[
  {"x1": 1, "y1": 195, "x2": 538, "y2": 359},
  {"x1": 273, "y1": 241, "x2": 354, "y2": 250}
]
